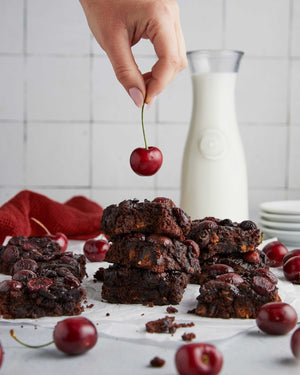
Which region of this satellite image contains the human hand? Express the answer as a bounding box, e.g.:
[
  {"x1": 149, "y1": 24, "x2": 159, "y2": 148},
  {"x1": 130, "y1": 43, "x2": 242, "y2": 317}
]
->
[{"x1": 79, "y1": 0, "x2": 187, "y2": 107}]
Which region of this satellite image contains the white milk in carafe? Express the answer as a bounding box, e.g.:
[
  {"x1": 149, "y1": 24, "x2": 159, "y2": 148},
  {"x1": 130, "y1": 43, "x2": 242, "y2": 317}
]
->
[{"x1": 180, "y1": 71, "x2": 248, "y2": 221}]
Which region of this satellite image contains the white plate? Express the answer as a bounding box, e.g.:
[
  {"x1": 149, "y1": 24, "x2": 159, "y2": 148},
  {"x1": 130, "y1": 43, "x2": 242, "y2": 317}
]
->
[
  {"x1": 259, "y1": 225, "x2": 300, "y2": 246},
  {"x1": 260, "y1": 211, "x2": 300, "y2": 223},
  {"x1": 259, "y1": 218, "x2": 300, "y2": 231},
  {"x1": 260, "y1": 200, "x2": 300, "y2": 215}
]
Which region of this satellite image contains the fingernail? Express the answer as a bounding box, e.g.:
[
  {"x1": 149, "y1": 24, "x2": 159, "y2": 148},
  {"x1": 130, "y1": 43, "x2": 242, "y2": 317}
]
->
[
  {"x1": 146, "y1": 96, "x2": 157, "y2": 111},
  {"x1": 129, "y1": 87, "x2": 144, "y2": 108}
]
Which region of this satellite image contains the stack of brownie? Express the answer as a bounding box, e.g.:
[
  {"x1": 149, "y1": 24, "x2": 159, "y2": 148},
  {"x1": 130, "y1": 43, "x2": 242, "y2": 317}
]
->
[
  {"x1": 96, "y1": 198, "x2": 201, "y2": 305},
  {"x1": 0, "y1": 236, "x2": 86, "y2": 319},
  {"x1": 188, "y1": 218, "x2": 281, "y2": 318}
]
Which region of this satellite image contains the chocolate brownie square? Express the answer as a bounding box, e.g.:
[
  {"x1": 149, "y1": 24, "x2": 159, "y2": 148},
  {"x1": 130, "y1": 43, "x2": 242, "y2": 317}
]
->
[
  {"x1": 100, "y1": 198, "x2": 191, "y2": 241},
  {"x1": 98, "y1": 265, "x2": 189, "y2": 305},
  {"x1": 0, "y1": 274, "x2": 86, "y2": 319},
  {"x1": 191, "y1": 269, "x2": 281, "y2": 319},
  {"x1": 188, "y1": 218, "x2": 262, "y2": 259},
  {"x1": 105, "y1": 233, "x2": 200, "y2": 274}
]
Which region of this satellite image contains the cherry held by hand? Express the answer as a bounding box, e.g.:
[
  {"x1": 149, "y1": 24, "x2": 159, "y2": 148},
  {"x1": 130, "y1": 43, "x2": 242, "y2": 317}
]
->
[
  {"x1": 130, "y1": 146, "x2": 163, "y2": 176},
  {"x1": 175, "y1": 343, "x2": 223, "y2": 375},
  {"x1": 130, "y1": 102, "x2": 163, "y2": 176},
  {"x1": 83, "y1": 238, "x2": 110, "y2": 262},
  {"x1": 10, "y1": 317, "x2": 98, "y2": 355}
]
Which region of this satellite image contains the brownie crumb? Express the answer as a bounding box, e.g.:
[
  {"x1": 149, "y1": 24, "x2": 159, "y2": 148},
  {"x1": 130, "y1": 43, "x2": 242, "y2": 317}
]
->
[
  {"x1": 146, "y1": 316, "x2": 176, "y2": 334},
  {"x1": 182, "y1": 332, "x2": 196, "y2": 341},
  {"x1": 146, "y1": 316, "x2": 194, "y2": 334},
  {"x1": 174, "y1": 322, "x2": 195, "y2": 329},
  {"x1": 150, "y1": 357, "x2": 165, "y2": 368},
  {"x1": 106, "y1": 312, "x2": 110, "y2": 317},
  {"x1": 166, "y1": 306, "x2": 178, "y2": 314},
  {"x1": 86, "y1": 304, "x2": 94, "y2": 309}
]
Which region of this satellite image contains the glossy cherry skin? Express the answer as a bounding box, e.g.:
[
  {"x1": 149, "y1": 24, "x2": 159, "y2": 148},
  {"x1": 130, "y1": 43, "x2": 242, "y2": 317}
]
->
[
  {"x1": 175, "y1": 343, "x2": 223, "y2": 375},
  {"x1": 83, "y1": 239, "x2": 110, "y2": 262},
  {"x1": 283, "y1": 256, "x2": 300, "y2": 283},
  {"x1": 262, "y1": 241, "x2": 288, "y2": 267},
  {"x1": 256, "y1": 302, "x2": 298, "y2": 335},
  {"x1": 291, "y1": 327, "x2": 300, "y2": 359},
  {"x1": 130, "y1": 146, "x2": 163, "y2": 176},
  {"x1": 45, "y1": 233, "x2": 68, "y2": 252},
  {"x1": 53, "y1": 317, "x2": 98, "y2": 355},
  {"x1": 282, "y1": 249, "x2": 300, "y2": 266},
  {"x1": 0, "y1": 342, "x2": 3, "y2": 368}
]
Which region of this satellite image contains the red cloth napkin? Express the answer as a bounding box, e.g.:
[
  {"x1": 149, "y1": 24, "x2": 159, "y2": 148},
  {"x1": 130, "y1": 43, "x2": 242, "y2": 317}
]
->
[{"x1": 0, "y1": 190, "x2": 103, "y2": 244}]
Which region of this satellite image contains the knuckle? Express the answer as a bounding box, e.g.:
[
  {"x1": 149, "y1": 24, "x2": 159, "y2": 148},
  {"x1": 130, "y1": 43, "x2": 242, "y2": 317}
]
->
[{"x1": 114, "y1": 65, "x2": 135, "y2": 84}]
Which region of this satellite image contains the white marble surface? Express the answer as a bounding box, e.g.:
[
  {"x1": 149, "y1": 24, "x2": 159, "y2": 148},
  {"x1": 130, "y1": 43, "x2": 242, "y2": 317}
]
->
[{"x1": 0, "y1": 240, "x2": 299, "y2": 375}]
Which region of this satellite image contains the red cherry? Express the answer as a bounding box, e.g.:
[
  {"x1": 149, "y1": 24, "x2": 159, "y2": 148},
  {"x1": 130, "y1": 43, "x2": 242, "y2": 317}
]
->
[
  {"x1": 31, "y1": 217, "x2": 68, "y2": 251},
  {"x1": 130, "y1": 146, "x2": 163, "y2": 176},
  {"x1": 83, "y1": 239, "x2": 110, "y2": 262},
  {"x1": 175, "y1": 343, "x2": 223, "y2": 375},
  {"x1": 282, "y1": 249, "x2": 300, "y2": 265},
  {"x1": 262, "y1": 241, "x2": 288, "y2": 267},
  {"x1": 10, "y1": 317, "x2": 98, "y2": 356},
  {"x1": 0, "y1": 342, "x2": 3, "y2": 368},
  {"x1": 256, "y1": 302, "x2": 298, "y2": 335},
  {"x1": 283, "y1": 256, "x2": 300, "y2": 283},
  {"x1": 291, "y1": 327, "x2": 300, "y2": 359},
  {"x1": 53, "y1": 317, "x2": 98, "y2": 355}
]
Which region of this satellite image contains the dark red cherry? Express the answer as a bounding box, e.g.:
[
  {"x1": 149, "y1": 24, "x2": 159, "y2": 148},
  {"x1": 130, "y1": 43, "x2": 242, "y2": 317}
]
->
[
  {"x1": 31, "y1": 217, "x2": 68, "y2": 251},
  {"x1": 256, "y1": 302, "x2": 298, "y2": 335},
  {"x1": 130, "y1": 146, "x2": 163, "y2": 176},
  {"x1": 83, "y1": 239, "x2": 110, "y2": 262},
  {"x1": 53, "y1": 317, "x2": 98, "y2": 355},
  {"x1": 10, "y1": 317, "x2": 98, "y2": 356},
  {"x1": 262, "y1": 241, "x2": 288, "y2": 267},
  {"x1": 283, "y1": 249, "x2": 300, "y2": 265},
  {"x1": 216, "y1": 272, "x2": 244, "y2": 286},
  {"x1": 175, "y1": 343, "x2": 223, "y2": 375},
  {"x1": 12, "y1": 270, "x2": 37, "y2": 283},
  {"x1": 243, "y1": 250, "x2": 261, "y2": 263},
  {"x1": 0, "y1": 342, "x2": 3, "y2": 369},
  {"x1": 291, "y1": 327, "x2": 300, "y2": 359},
  {"x1": 283, "y1": 256, "x2": 300, "y2": 283}
]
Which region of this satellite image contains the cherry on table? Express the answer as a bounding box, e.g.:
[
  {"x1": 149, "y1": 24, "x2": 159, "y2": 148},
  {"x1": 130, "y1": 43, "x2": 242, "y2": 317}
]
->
[
  {"x1": 283, "y1": 256, "x2": 300, "y2": 283},
  {"x1": 255, "y1": 302, "x2": 298, "y2": 335},
  {"x1": 262, "y1": 240, "x2": 288, "y2": 267},
  {"x1": 282, "y1": 249, "x2": 300, "y2": 266},
  {"x1": 10, "y1": 317, "x2": 98, "y2": 355},
  {"x1": 0, "y1": 342, "x2": 3, "y2": 369},
  {"x1": 291, "y1": 327, "x2": 300, "y2": 359},
  {"x1": 31, "y1": 217, "x2": 68, "y2": 251},
  {"x1": 175, "y1": 342, "x2": 223, "y2": 375},
  {"x1": 83, "y1": 238, "x2": 110, "y2": 262}
]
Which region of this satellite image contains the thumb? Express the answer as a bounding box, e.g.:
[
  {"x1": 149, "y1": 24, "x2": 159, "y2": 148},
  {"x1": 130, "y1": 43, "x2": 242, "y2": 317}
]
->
[{"x1": 104, "y1": 30, "x2": 146, "y2": 107}]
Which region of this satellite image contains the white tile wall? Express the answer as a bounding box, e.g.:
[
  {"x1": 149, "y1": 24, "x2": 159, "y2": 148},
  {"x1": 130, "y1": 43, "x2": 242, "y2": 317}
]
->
[
  {"x1": 0, "y1": 57, "x2": 24, "y2": 120},
  {"x1": 225, "y1": 0, "x2": 289, "y2": 56},
  {"x1": 0, "y1": 0, "x2": 23, "y2": 54},
  {"x1": 26, "y1": 122, "x2": 90, "y2": 186},
  {"x1": 0, "y1": 0, "x2": 299, "y2": 221},
  {"x1": 27, "y1": 56, "x2": 90, "y2": 121},
  {"x1": 236, "y1": 58, "x2": 288, "y2": 124},
  {"x1": 291, "y1": 0, "x2": 300, "y2": 57},
  {"x1": 290, "y1": 60, "x2": 300, "y2": 124},
  {"x1": 288, "y1": 126, "x2": 300, "y2": 188},
  {"x1": 27, "y1": 0, "x2": 90, "y2": 55}
]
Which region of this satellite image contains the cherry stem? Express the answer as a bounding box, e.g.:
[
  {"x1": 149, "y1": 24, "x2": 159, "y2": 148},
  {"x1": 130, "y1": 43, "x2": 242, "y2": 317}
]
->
[
  {"x1": 141, "y1": 101, "x2": 148, "y2": 150},
  {"x1": 30, "y1": 217, "x2": 51, "y2": 235},
  {"x1": 10, "y1": 329, "x2": 53, "y2": 349}
]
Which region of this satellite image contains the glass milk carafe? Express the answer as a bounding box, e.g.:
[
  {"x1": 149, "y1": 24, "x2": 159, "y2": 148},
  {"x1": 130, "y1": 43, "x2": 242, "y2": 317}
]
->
[{"x1": 180, "y1": 50, "x2": 248, "y2": 221}]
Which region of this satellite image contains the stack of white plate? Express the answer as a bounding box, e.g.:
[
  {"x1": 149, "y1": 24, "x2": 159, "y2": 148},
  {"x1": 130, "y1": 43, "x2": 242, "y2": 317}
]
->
[{"x1": 259, "y1": 200, "x2": 300, "y2": 246}]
